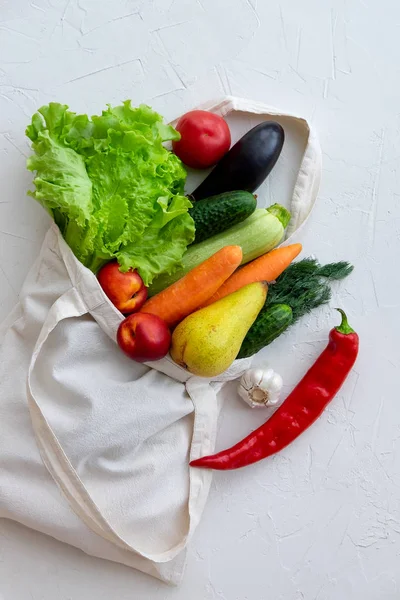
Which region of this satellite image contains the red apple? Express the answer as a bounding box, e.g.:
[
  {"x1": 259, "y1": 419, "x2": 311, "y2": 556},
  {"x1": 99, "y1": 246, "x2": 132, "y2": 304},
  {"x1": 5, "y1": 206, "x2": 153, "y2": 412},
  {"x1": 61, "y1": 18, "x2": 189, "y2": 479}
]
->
[
  {"x1": 98, "y1": 261, "x2": 147, "y2": 314},
  {"x1": 117, "y1": 313, "x2": 171, "y2": 362}
]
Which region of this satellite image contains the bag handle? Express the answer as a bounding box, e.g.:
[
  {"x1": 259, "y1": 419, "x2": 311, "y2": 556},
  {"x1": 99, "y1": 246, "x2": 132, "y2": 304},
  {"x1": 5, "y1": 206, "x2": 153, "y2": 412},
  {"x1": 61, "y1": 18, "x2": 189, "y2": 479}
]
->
[
  {"x1": 26, "y1": 287, "x2": 145, "y2": 555},
  {"x1": 170, "y1": 95, "x2": 322, "y2": 242},
  {"x1": 26, "y1": 285, "x2": 226, "y2": 563}
]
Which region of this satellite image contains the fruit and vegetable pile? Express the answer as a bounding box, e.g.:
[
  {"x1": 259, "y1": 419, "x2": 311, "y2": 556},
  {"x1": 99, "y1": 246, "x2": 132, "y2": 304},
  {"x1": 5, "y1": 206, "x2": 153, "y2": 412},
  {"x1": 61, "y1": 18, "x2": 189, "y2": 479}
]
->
[{"x1": 26, "y1": 101, "x2": 359, "y2": 471}]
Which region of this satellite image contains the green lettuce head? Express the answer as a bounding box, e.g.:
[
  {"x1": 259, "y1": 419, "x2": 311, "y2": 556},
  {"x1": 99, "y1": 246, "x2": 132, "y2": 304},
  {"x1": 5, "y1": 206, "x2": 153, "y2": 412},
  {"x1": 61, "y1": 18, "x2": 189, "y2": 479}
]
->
[{"x1": 26, "y1": 101, "x2": 195, "y2": 285}]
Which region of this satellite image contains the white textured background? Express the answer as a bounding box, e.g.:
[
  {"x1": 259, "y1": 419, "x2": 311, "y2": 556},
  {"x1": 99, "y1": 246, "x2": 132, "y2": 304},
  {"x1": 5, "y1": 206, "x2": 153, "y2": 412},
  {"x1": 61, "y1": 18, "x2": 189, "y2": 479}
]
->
[{"x1": 1, "y1": 0, "x2": 400, "y2": 598}]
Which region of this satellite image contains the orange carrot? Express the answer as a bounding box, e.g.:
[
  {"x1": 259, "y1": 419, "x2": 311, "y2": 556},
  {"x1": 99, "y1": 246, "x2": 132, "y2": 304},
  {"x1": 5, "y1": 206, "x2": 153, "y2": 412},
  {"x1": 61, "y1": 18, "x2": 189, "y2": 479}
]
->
[
  {"x1": 140, "y1": 245, "x2": 243, "y2": 327},
  {"x1": 202, "y1": 243, "x2": 302, "y2": 308}
]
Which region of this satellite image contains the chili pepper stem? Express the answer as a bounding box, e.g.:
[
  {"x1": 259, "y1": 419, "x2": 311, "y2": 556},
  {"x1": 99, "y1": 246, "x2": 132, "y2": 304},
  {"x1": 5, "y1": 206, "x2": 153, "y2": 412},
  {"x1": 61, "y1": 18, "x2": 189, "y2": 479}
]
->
[{"x1": 335, "y1": 308, "x2": 355, "y2": 335}]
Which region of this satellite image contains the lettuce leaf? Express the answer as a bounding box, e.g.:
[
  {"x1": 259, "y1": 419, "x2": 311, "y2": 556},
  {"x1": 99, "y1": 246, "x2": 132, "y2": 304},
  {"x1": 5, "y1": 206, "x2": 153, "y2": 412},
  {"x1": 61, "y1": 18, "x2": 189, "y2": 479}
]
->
[{"x1": 26, "y1": 101, "x2": 194, "y2": 285}]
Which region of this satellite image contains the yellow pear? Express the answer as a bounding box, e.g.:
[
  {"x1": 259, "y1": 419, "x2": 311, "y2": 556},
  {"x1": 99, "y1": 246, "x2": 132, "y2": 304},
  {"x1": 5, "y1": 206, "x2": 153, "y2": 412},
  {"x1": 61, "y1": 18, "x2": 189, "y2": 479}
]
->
[{"x1": 171, "y1": 281, "x2": 267, "y2": 377}]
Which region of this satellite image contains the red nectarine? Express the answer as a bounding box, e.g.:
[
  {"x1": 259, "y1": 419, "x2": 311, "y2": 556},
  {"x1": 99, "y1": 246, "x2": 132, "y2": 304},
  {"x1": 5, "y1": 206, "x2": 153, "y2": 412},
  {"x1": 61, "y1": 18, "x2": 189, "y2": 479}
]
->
[
  {"x1": 98, "y1": 261, "x2": 147, "y2": 314},
  {"x1": 117, "y1": 313, "x2": 171, "y2": 362}
]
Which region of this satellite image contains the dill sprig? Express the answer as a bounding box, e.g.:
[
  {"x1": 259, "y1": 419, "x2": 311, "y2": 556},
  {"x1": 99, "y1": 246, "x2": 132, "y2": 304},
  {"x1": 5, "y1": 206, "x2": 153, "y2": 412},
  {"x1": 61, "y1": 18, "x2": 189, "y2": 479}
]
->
[{"x1": 264, "y1": 258, "x2": 354, "y2": 324}]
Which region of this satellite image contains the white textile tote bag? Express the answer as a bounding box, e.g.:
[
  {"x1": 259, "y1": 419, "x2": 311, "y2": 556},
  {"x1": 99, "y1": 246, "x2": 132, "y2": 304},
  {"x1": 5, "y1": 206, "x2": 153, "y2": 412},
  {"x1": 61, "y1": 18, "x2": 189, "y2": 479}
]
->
[{"x1": 0, "y1": 97, "x2": 321, "y2": 585}]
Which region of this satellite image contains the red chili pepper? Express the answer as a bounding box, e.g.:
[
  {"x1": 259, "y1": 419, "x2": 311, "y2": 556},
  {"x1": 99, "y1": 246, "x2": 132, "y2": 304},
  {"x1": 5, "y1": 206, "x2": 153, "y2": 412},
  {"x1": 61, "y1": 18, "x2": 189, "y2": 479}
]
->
[{"x1": 190, "y1": 309, "x2": 359, "y2": 471}]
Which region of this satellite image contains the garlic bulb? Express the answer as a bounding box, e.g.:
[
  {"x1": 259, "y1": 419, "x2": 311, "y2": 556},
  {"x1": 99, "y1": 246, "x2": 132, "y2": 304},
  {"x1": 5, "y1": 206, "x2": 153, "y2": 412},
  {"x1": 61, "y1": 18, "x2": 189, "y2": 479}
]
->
[{"x1": 238, "y1": 368, "x2": 283, "y2": 409}]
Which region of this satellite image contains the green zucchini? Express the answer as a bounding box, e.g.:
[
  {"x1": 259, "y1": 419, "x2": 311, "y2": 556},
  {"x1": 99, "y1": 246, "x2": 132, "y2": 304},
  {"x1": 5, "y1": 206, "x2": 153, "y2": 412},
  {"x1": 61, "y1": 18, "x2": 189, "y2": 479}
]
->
[
  {"x1": 148, "y1": 204, "x2": 291, "y2": 296},
  {"x1": 237, "y1": 303, "x2": 293, "y2": 359},
  {"x1": 189, "y1": 191, "x2": 256, "y2": 244}
]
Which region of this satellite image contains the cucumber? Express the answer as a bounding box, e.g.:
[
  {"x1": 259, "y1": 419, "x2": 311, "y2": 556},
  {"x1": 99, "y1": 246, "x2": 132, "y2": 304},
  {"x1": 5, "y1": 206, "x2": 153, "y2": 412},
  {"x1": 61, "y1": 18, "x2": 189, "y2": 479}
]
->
[
  {"x1": 237, "y1": 303, "x2": 293, "y2": 359},
  {"x1": 148, "y1": 204, "x2": 291, "y2": 296},
  {"x1": 189, "y1": 191, "x2": 257, "y2": 244}
]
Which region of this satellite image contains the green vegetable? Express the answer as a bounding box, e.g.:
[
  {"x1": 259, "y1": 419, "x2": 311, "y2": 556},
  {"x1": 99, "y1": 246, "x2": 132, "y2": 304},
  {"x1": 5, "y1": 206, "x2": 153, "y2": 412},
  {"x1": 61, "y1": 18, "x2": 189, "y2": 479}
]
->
[
  {"x1": 239, "y1": 258, "x2": 354, "y2": 357},
  {"x1": 237, "y1": 304, "x2": 293, "y2": 359},
  {"x1": 26, "y1": 101, "x2": 195, "y2": 285},
  {"x1": 265, "y1": 258, "x2": 354, "y2": 323},
  {"x1": 148, "y1": 204, "x2": 291, "y2": 296},
  {"x1": 189, "y1": 191, "x2": 257, "y2": 244}
]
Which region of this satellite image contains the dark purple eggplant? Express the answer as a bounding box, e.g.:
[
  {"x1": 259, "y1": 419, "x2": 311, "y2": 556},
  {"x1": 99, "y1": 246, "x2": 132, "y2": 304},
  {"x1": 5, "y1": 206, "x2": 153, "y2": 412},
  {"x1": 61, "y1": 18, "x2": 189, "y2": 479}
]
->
[{"x1": 191, "y1": 121, "x2": 284, "y2": 201}]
